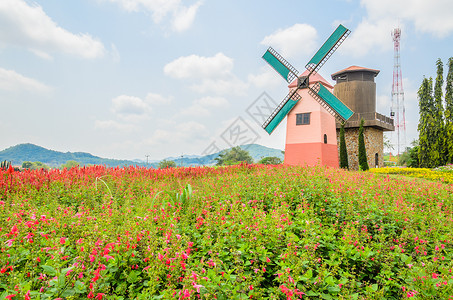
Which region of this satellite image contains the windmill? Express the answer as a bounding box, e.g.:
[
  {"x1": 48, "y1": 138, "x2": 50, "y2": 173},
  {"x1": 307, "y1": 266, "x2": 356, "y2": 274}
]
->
[{"x1": 261, "y1": 24, "x2": 354, "y2": 166}]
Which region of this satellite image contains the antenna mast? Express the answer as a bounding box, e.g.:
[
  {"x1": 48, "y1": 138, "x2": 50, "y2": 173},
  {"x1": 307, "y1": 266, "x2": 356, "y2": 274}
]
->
[{"x1": 391, "y1": 27, "x2": 406, "y2": 155}]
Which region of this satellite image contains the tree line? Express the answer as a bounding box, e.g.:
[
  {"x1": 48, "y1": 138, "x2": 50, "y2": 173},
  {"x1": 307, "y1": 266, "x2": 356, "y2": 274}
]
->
[{"x1": 417, "y1": 57, "x2": 453, "y2": 168}]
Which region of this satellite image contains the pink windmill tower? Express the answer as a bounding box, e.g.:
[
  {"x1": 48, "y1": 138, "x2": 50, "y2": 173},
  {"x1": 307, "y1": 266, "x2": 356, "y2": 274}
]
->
[{"x1": 261, "y1": 25, "x2": 353, "y2": 167}]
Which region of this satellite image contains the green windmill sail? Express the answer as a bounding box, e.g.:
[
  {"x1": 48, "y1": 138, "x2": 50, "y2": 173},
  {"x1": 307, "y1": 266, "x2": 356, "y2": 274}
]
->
[{"x1": 261, "y1": 24, "x2": 353, "y2": 135}]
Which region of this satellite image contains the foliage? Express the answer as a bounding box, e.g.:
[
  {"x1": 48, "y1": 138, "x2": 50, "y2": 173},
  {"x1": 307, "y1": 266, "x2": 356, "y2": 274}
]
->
[
  {"x1": 2, "y1": 164, "x2": 453, "y2": 299},
  {"x1": 158, "y1": 159, "x2": 176, "y2": 169},
  {"x1": 339, "y1": 123, "x2": 349, "y2": 170},
  {"x1": 358, "y1": 118, "x2": 369, "y2": 171},
  {"x1": 61, "y1": 160, "x2": 80, "y2": 169},
  {"x1": 21, "y1": 161, "x2": 50, "y2": 170},
  {"x1": 1, "y1": 160, "x2": 12, "y2": 171},
  {"x1": 418, "y1": 58, "x2": 453, "y2": 168},
  {"x1": 434, "y1": 58, "x2": 445, "y2": 166},
  {"x1": 418, "y1": 77, "x2": 436, "y2": 168},
  {"x1": 445, "y1": 58, "x2": 453, "y2": 164},
  {"x1": 258, "y1": 156, "x2": 282, "y2": 165},
  {"x1": 215, "y1": 146, "x2": 253, "y2": 165},
  {"x1": 397, "y1": 147, "x2": 419, "y2": 168}
]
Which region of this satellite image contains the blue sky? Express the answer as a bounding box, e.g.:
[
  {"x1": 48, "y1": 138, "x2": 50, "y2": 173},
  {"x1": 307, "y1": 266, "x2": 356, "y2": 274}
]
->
[{"x1": 1, "y1": 0, "x2": 452, "y2": 160}]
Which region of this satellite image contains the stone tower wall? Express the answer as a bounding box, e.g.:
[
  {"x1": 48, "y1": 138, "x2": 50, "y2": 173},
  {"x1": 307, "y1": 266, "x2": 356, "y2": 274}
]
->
[{"x1": 336, "y1": 127, "x2": 383, "y2": 170}]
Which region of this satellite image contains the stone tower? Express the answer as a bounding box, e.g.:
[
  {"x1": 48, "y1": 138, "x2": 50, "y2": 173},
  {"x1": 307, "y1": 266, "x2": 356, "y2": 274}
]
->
[{"x1": 331, "y1": 66, "x2": 394, "y2": 170}]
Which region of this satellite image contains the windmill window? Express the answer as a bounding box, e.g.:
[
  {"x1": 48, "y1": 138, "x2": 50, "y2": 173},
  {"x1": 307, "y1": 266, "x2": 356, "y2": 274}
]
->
[
  {"x1": 324, "y1": 134, "x2": 327, "y2": 144},
  {"x1": 296, "y1": 113, "x2": 310, "y2": 125}
]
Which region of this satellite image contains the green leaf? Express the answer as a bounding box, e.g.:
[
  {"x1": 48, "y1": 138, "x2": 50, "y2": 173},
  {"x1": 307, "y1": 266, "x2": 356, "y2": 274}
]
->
[
  {"x1": 74, "y1": 281, "x2": 86, "y2": 293},
  {"x1": 305, "y1": 290, "x2": 318, "y2": 296},
  {"x1": 371, "y1": 284, "x2": 378, "y2": 292},
  {"x1": 127, "y1": 270, "x2": 140, "y2": 283},
  {"x1": 321, "y1": 293, "x2": 333, "y2": 300},
  {"x1": 61, "y1": 289, "x2": 75, "y2": 297},
  {"x1": 61, "y1": 266, "x2": 74, "y2": 276},
  {"x1": 42, "y1": 265, "x2": 57, "y2": 276},
  {"x1": 58, "y1": 274, "x2": 66, "y2": 288},
  {"x1": 327, "y1": 286, "x2": 341, "y2": 293}
]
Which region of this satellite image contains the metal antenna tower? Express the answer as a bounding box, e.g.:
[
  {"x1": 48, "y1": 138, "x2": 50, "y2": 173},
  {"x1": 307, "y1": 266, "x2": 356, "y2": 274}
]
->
[{"x1": 391, "y1": 27, "x2": 406, "y2": 155}]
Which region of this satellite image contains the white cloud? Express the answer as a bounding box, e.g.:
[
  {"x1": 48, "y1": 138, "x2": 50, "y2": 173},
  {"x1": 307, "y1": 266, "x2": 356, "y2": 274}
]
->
[
  {"x1": 191, "y1": 77, "x2": 248, "y2": 96},
  {"x1": 94, "y1": 120, "x2": 137, "y2": 132},
  {"x1": 341, "y1": 19, "x2": 394, "y2": 57},
  {"x1": 361, "y1": 0, "x2": 453, "y2": 38},
  {"x1": 0, "y1": 0, "x2": 106, "y2": 59},
  {"x1": 0, "y1": 67, "x2": 51, "y2": 93},
  {"x1": 345, "y1": 0, "x2": 453, "y2": 57},
  {"x1": 172, "y1": 1, "x2": 202, "y2": 32},
  {"x1": 194, "y1": 96, "x2": 229, "y2": 108},
  {"x1": 146, "y1": 121, "x2": 208, "y2": 145},
  {"x1": 165, "y1": 53, "x2": 248, "y2": 96},
  {"x1": 248, "y1": 68, "x2": 283, "y2": 89},
  {"x1": 111, "y1": 43, "x2": 121, "y2": 62},
  {"x1": 178, "y1": 96, "x2": 229, "y2": 117},
  {"x1": 111, "y1": 95, "x2": 152, "y2": 120},
  {"x1": 261, "y1": 24, "x2": 318, "y2": 59},
  {"x1": 145, "y1": 92, "x2": 172, "y2": 105},
  {"x1": 164, "y1": 53, "x2": 234, "y2": 79},
  {"x1": 104, "y1": 0, "x2": 202, "y2": 32},
  {"x1": 178, "y1": 105, "x2": 210, "y2": 117}
]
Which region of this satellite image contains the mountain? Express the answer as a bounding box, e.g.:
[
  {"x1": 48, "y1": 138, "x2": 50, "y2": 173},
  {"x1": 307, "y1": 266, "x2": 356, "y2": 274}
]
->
[
  {"x1": 0, "y1": 143, "x2": 284, "y2": 168},
  {"x1": 0, "y1": 144, "x2": 148, "y2": 168}
]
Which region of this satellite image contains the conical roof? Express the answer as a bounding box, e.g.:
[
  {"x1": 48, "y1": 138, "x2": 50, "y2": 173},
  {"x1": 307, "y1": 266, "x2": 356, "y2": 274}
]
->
[
  {"x1": 288, "y1": 70, "x2": 333, "y2": 89},
  {"x1": 331, "y1": 66, "x2": 379, "y2": 80}
]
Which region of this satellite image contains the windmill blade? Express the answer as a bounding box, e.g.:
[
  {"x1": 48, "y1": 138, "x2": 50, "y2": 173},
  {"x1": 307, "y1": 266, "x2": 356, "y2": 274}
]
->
[
  {"x1": 305, "y1": 24, "x2": 350, "y2": 75},
  {"x1": 263, "y1": 90, "x2": 302, "y2": 134},
  {"x1": 308, "y1": 82, "x2": 353, "y2": 122},
  {"x1": 262, "y1": 47, "x2": 299, "y2": 83}
]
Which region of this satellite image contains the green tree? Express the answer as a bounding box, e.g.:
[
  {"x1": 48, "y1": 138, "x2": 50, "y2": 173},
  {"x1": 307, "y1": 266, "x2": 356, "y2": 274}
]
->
[
  {"x1": 433, "y1": 58, "x2": 445, "y2": 166},
  {"x1": 418, "y1": 77, "x2": 435, "y2": 168},
  {"x1": 358, "y1": 118, "x2": 369, "y2": 171},
  {"x1": 61, "y1": 160, "x2": 80, "y2": 169},
  {"x1": 445, "y1": 57, "x2": 453, "y2": 164},
  {"x1": 408, "y1": 140, "x2": 420, "y2": 168},
  {"x1": 215, "y1": 146, "x2": 253, "y2": 166},
  {"x1": 22, "y1": 161, "x2": 50, "y2": 170},
  {"x1": 158, "y1": 160, "x2": 176, "y2": 169},
  {"x1": 339, "y1": 122, "x2": 349, "y2": 169},
  {"x1": 258, "y1": 156, "x2": 282, "y2": 165}
]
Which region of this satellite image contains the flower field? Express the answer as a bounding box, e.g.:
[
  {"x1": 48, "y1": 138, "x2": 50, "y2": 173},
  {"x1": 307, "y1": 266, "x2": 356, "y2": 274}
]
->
[
  {"x1": 1, "y1": 165, "x2": 453, "y2": 299},
  {"x1": 370, "y1": 167, "x2": 453, "y2": 184}
]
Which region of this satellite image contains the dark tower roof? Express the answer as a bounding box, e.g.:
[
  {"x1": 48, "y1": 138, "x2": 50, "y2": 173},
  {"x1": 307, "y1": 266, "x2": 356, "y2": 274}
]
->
[{"x1": 331, "y1": 66, "x2": 380, "y2": 81}]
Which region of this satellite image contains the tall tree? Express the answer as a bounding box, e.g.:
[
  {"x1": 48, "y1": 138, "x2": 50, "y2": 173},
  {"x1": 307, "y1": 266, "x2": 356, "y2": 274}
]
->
[
  {"x1": 445, "y1": 57, "x2": 453, "y2": 164},
  {"x1": 433, "y1": 58, "x2": 445, "y2": 166},
  {"x1": 358, "y1": 118, "x2": 369, "y2": 171},
  {"x1": 339, "y1": 122, "x2": 349, "y2": 169},
  {"x1": 418, "y1": 77, "x2": 435, "y2": 168},
  {"x1": 215, "y1": 146, "x2": 253, "y2": 166},
  {"x1": 158, "y1": 160, "x2": 176, "y2": 168}
]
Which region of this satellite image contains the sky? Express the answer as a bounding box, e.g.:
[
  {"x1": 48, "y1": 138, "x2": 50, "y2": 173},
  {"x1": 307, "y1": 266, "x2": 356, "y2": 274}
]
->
[{"x1": 1, "y1": 0, "x2": 453, "y2": 161}]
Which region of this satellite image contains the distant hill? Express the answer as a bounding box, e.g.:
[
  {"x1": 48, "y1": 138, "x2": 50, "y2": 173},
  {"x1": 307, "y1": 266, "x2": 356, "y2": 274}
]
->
[
  {"x1": 0, "y1": 143, "x2": 284, "y2": 168},
  {"x1": 0, "y1": 143, "x2": 147, "y2": 168}
]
